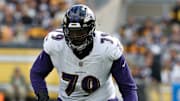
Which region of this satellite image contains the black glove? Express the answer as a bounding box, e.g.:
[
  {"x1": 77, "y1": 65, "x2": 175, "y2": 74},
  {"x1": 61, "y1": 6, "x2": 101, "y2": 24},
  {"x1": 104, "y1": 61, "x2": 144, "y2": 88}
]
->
[{"x1": 37, "y1": 92, "x2": 49, "y2": 101}]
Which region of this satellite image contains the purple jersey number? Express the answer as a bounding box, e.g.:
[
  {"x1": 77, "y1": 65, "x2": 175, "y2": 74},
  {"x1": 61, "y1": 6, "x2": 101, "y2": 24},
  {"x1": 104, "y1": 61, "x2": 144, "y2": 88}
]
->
[
  {"x1": 82, "y1": 76, "x2": 100, "y2": 93},
  {"x1": 51, "y1": 34, "x2": 64, "y2": 40},
  {"x1": 62, "y1": 72, "x2": 78, "y2": 96},
  {"x1": 100, "y1": 33, "x2": 113, "y2": 44},
  {"x1": 62, "y1": 72, "x2": 100, "y2": 96}
]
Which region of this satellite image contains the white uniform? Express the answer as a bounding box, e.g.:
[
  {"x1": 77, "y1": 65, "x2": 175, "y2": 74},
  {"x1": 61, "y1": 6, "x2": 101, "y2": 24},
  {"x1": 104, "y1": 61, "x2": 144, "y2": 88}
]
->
[{"x1": 43, "y1": 29, "x2": 123, "y2": 101}]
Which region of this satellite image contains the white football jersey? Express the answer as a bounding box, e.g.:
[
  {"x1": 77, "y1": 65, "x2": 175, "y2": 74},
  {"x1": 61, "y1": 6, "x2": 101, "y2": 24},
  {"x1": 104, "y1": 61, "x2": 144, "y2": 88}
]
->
[{"x1": 43, "y1": 29, "x2": 123, "y2": 101}]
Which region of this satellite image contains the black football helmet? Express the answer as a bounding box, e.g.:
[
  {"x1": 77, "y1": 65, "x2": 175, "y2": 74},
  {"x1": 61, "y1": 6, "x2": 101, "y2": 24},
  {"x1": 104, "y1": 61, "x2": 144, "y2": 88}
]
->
[{"x1": 62, "y1": 4, "x2": 96, "y2": 51}]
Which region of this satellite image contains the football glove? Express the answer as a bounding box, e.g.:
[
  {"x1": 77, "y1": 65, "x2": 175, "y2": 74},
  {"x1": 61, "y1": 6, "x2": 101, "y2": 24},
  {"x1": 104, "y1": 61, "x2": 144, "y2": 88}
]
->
[{"x1": 37, "y1": 92, "x2": 49, "y2": 101}]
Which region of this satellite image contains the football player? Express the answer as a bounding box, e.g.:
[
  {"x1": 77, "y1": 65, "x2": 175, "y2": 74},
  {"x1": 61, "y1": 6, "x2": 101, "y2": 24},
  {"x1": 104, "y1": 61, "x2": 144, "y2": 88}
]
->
[{"x1": 30, "y1": 4, "x2": 138, "y2": 101}]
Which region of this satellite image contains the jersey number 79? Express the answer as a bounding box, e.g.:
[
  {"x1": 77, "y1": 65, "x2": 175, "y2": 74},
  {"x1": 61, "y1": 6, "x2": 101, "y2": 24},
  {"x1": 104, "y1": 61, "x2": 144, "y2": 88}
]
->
[{"x1": 62, "y1": 72, "x2": 100, "y2": 96}]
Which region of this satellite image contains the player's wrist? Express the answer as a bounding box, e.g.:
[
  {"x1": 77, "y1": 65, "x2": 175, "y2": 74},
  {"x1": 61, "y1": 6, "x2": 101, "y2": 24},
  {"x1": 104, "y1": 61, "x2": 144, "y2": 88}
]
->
[{"x1": 37, "y1": 91, "x2": 49, "y2": 101}]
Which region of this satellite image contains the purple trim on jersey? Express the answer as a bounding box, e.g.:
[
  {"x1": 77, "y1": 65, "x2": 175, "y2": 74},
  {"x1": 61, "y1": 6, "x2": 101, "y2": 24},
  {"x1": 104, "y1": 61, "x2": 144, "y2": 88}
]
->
[
  {"x1": 57, "y1": 97, "x2": 62, "y2": 101},
  {"x1": 111, "y1": 55, "x2": 138, "y2": 101},
  {"x1": 30, "y1": 50, "x2": 54, "y2": 95}
]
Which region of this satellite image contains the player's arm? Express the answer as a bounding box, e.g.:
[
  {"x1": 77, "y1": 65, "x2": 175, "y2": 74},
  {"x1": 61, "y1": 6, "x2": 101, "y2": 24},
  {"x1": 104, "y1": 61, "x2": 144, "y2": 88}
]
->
[
  {"x1": 30, "y1": 50, "x2": 54, "y2": 101},
  {"x1": 111, "y1": 55, "x2": 138, "y2": 101}
]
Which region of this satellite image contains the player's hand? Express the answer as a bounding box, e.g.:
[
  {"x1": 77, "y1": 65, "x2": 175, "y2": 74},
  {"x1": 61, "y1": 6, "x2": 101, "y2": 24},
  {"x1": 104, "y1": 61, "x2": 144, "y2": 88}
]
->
[{"x1": 37, "y1": 92, "x2": 49, "y2": 101}]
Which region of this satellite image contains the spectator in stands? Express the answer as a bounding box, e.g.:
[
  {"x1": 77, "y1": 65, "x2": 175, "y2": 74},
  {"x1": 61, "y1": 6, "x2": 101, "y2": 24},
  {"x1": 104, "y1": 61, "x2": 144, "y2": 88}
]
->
[
  {"x1": 0, "y1": 0, "x2": 72, "y2": 43},
  {"x1": 0, "y1": 25, "x2": 14, "y2": 43},
  {"x1": 54, "y1": 0, "x2": 69, "y2": 27},
  {"x1": 170, "y1": 0, "x2": 180, "y2": 24},
  {"x1": 171, "y1": 57, "x2": 180, "y2": 83},
  {"x1": 1, "y1": 6, "x2": 16, "y2": 27},
  {"x1": 13, "y1": 22, "x2": 28, "y2": 43},
  {"x1": 113, "y1": 25, "x2": 127, "y2": 45},
  {"x1": 169, "y1": 24, "x2": 180, "y2": 44},
  {"x1": 7, "y1": 67, "x2": 28, "y2": 101}
]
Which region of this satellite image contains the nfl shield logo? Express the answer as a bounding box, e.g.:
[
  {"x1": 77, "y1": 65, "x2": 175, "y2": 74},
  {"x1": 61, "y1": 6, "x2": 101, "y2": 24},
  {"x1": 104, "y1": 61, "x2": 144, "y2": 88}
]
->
[{"x1": 79, "y1": 61, "x2": 83, "y2": 67}]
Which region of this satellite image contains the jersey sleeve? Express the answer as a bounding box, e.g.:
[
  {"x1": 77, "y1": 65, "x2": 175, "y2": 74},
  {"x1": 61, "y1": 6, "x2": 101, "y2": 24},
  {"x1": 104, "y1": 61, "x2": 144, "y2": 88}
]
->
[
  {"x1": 111, "y1": 55, "x2": 138, "y2": 101},
  {"x1": 30, "y1": 51, "x2": 54, "y2": 95},
  {"x1": 107, "y1": 37, "x2": 124, "y2": 61},
  {"x1": 43, "y1": 30, "x2": 64, "y2": 55}
]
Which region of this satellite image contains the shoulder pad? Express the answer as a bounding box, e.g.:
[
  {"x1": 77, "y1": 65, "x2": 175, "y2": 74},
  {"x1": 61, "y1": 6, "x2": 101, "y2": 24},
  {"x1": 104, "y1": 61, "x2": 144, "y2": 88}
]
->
[
  {"x1": 94, "y1": 31, "x2": 123, "y2": 60},
  {"x1": 43, "y1": 29, "x2": 65, "y2": 55},
  {"x1": 104, "y1": 35, "x2": 124, "y2": 60}
]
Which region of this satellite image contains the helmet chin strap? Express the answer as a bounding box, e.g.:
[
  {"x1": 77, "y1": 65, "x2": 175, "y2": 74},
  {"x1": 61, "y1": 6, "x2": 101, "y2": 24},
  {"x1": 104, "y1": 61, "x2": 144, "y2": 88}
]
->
[
  {"x1": 71, "y1": 43, "x2": 87, "y2": 51},
  {"x1": 70, "y1": 38, "x2": 91, "y2": 51}
]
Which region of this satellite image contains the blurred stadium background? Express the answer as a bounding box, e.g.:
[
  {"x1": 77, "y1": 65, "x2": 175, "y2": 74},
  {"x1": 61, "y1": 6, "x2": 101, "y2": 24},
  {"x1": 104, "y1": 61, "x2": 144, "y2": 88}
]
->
[{"x1": 0, "y1": 0, "x2": 180, "y2": 101}]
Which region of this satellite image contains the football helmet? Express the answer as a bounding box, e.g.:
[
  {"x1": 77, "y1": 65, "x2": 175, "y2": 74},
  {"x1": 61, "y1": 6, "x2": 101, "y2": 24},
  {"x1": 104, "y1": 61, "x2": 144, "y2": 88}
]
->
[{"x1": 62, "y1": 4, "x2": 96, "y2": 51}]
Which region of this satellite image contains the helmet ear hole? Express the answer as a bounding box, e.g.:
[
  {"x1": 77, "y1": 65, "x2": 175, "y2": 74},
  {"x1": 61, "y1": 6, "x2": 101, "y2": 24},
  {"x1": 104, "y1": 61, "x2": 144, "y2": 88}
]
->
[{"x1": 63, "y1": 4, "x2": 96, "y2": 51}]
